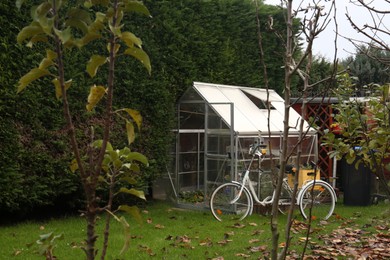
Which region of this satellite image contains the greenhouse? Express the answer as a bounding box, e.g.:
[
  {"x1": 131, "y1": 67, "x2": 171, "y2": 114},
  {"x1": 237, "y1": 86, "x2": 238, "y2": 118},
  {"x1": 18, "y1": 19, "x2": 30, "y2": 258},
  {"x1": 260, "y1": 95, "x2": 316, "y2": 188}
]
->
[{"x1": 164, "y1": 82, "x2": 318, "y2": 209}]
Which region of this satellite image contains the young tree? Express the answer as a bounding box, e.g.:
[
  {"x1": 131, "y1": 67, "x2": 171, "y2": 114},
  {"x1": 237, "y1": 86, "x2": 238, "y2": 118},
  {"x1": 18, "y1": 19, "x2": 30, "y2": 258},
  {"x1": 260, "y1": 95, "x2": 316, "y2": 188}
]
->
[
  {"x1": 16, "y1": 0, "x2": 151, "y2": 259},
  {"x1": 258, "y1": 1, "x2": 339, "y2": 259}
]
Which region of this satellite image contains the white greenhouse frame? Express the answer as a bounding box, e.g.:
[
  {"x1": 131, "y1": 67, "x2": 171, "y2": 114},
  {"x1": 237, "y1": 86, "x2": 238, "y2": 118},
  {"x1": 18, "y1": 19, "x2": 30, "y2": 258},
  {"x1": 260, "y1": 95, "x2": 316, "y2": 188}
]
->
[{"x1": 162, "y1": 82, "x2": 318, "y2": 209}]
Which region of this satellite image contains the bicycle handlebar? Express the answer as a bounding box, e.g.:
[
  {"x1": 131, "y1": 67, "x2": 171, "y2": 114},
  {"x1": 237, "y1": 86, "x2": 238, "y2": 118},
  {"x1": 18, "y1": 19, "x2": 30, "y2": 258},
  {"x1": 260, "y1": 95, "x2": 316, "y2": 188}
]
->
[{"x1": 249, "y1": 143, "x2": 267, "y2": 156}]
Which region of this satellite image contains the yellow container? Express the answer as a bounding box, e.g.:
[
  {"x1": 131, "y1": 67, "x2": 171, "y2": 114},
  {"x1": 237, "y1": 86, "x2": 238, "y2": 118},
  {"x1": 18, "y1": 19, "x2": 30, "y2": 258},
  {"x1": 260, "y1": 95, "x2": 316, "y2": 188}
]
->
[{"x1": 288, "y1": 169, "x2": 320, "y2": 188}]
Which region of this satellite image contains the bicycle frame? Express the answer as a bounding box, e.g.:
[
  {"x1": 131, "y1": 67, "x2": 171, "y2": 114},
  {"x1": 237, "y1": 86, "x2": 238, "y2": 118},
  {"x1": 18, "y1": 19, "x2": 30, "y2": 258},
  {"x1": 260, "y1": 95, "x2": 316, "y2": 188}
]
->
[
  {"x1": 228, "y1": 144, "x2": 337, "y2": 215},
  {"x1": 210, "y1": 143, "x2": 337, "y2": 221},
  {"x1": 230, "y1": 144, "x2": 287, "y2": 207}
]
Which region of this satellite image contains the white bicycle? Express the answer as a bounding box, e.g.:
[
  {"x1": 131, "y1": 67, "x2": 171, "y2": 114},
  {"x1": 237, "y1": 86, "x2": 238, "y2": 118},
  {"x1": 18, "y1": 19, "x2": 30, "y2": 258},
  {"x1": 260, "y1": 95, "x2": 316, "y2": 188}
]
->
[{"x1": 210, "y1": 143, "x2": 337, "y2": 221}]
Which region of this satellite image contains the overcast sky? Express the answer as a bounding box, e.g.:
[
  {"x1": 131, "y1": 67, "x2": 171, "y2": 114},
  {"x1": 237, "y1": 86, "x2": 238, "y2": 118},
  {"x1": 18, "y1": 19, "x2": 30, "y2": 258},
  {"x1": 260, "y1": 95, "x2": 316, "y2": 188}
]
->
[{"x1": 264, "y1": 0, "x2": 390, "y2": 61}]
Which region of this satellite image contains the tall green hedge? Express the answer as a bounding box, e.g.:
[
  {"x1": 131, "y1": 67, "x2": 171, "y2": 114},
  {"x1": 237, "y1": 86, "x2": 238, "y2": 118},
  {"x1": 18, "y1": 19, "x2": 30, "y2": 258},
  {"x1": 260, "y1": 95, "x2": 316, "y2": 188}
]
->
[
  {"x1": 0, "y1": 0, "x2": 290, "y2": 217},
  {"x1": 0, "y1": 1, "x2": 81, "y2": 217}
]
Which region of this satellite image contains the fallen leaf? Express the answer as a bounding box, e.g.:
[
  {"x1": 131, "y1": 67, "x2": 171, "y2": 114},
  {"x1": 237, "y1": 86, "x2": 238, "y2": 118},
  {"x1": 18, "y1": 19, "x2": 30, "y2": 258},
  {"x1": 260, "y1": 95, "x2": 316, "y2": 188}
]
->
[
  {"x1": 231, "y1": 223, "x2": 245, "y2": 229},
  {"x1": 13, "y1": 250, "x2": 22, "y2": 256},
  {"x1": 154, "y1": 224, "x2": 164, "y2": 229},
  {"x1": 319, "y1": 220, "x2": 329, "y2": 225},
  {"x1": 138, "y1": 244, "x2": 155, "y2": 256},
  {"x1": 248, "y1": 245, "x2": 267, "y2": 252},
  {"x1": 299, "y1": 237, "x2": 311, "y2": 242},
  {"x1": 199, "y1": 238, "x2": 213, "y2": 247},
  {"x1": 217, "y1": 239, "x2": 232, "y2": 245},
  {"x1": 251, "y1": 229, "x2": 264, "y2": 235},
  {"x1": 225, "y1": 231, "x2": 235, "y2": 236},
  {"x1": 331, "y1": 239, "x2": 342, "y2": 244}
]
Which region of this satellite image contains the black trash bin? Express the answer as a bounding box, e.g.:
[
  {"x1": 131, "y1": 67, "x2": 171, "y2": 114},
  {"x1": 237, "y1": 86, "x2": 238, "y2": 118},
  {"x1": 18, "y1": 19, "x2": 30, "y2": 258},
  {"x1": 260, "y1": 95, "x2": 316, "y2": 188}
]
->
[{"x1": 340, "y1": 157, "x2": 375, "y2": 206}]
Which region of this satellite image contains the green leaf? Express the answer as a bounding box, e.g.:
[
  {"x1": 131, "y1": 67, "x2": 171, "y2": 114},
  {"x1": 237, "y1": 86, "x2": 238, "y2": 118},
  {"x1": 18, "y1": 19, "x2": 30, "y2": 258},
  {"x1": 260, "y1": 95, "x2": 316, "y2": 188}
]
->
[
  {"x1": 70, "y1": 159, "x2": 78, "y2": 173},
  {"x1": 108, "y1": 23, "x2": 123, "y2": 36},
  {"x1": 86, "y1": 85, "x2": 106, "y2": 111},
  {"x1": 54, "y1": 27, "x2": 72, "y2": 44},
  {"x1": 88, "y1": 20, "x2": 104, "y2": 34},
  {"x1": 86, "y1": 55, "x2": 107, "y2": 77},
  {"x1": 118, "y1": 205, "x2": 142, "y2": 224},
  {"x1": 129, "y1": 163, "x2": 140, "y2": 173},
  {"x1": 126, "y1": 152, "x2": 148, "y2": 166},
  {"x1": 118, "y1": 187, "x2": 146, "y2": 200},
  {"x1": 108, "y1": 150, "x2": 119, "y2": 162},
  {"x1": 53, "y1": 78, "x2": 72, "y2": 99},
  {"x1": 120, "y1": 31, "x2": 142, "y2": 48},
  {"x1": 120, "y1": 176, "x2": 137, "y2": 185},
  {"x1": 123, "y1": 0, "x2": 151, "y2": 17},
  {"x1": 39, "y1": 49, "x2": 57, "y2": 69},
  {"x1": 25, "y1": 33, "x2": 47, "y2": 47},
  {"x1": 118, "y1": 216, "x2": 130, "y2": 255},
  {"x1": 34, "y1": 12, "x2": 54, "y2": 35},
  {"x1": 346, "y1": 154, "x2": 355, "y2": 164},
  {"x1": 65, "y1": 8, "x2": 92, "y2": 33},
  {"x1": 39, "y1": 58, "x2": 53, "y2": 70},
  {"x1": 105, "y1": 210, "x2": 131, "y2": 255},
  {"x1": 368, "y1": 139, "x2": 377, "y2": 149},
  {"x1": 92, "y1": 140, "x2": 113, "y2": 151},
  {"x1": 126, "y1": 121, "x2": 135, "y2": 145},
  {"x1": 17, "y1": 68, "x2": 50, "y2": 93},
  {"x1": 112, "y1": 43, "x2": 121, "y2": 54},
  {"x1": 122, "y1": 108, "x2": 142, "y2": 130},
  {"x1": 17, "y1": 22, "x2": 45, "y2": 44},
  {"x1": 106, "y1": 43, "x2": 121, "y2": 54},
  {"x1": 32, "y1": 2, "x2": 52, "y2": 22},
  {"x1": 75, "y1": 32, "x2": 101, "y2": 47},
  {"x1": 124, "y1": 47, "x2": 151, "y2": 74},
  {"x1": 39, "y1": 232, "x2": 54, "y2": 241},
  {"x1": 113, "y1": 158, "x2": 122, "y2": 170}
]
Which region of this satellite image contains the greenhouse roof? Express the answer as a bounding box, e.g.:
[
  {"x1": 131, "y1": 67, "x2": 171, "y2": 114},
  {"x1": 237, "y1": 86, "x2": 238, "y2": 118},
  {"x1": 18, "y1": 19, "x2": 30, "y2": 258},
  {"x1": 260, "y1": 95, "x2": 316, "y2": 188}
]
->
[{"x1": 191, "y1": 82, "x2": 315, "y2": 135}]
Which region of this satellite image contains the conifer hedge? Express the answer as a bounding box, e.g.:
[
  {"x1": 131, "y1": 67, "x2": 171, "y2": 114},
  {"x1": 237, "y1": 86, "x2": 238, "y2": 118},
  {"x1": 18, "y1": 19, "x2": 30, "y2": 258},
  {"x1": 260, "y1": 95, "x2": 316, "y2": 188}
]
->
[{"x1": 0, "y1": 0, "x2": 289, "y2": 217}]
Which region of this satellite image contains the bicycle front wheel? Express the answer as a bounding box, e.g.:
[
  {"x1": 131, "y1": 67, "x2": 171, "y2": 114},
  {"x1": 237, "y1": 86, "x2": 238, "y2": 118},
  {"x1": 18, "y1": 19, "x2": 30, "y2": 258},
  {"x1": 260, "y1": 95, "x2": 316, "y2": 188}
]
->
[
  {"x1": 298, "y1": 182, "x2": 336, "y2": 221},
  {"x1": 210, "y1": 183, "x2": 252, "y2": 222}
]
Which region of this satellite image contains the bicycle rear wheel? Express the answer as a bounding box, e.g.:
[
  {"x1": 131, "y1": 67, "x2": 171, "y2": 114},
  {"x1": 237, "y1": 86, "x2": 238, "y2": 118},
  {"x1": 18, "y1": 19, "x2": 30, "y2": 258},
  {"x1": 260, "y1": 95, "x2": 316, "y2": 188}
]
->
[
  {"x1": 298, "y1": 182, "x2": 336, "y2": 221},
  {"x1": 210, "y1": 183, "x2": 252, "y2": 222}
]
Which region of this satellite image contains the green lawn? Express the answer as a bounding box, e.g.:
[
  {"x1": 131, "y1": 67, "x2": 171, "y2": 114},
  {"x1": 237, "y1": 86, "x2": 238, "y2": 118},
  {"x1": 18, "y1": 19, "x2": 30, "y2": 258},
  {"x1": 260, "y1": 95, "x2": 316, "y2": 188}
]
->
[{"x1": 0, "y1": 200, "x2": 389, "y2": 259}]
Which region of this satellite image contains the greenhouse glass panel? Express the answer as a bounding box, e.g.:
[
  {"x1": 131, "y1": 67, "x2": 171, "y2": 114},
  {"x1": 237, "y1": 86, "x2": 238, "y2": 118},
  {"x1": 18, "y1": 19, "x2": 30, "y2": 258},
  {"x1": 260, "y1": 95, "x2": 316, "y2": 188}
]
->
[{"x1": 168, "y1": 82, "x2": 318, "y2": 211}]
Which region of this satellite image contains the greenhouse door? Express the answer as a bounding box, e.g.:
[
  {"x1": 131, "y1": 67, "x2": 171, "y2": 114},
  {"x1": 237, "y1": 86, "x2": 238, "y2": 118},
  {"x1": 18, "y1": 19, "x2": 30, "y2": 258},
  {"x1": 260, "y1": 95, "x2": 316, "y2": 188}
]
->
[{"x1": 204, "y1": 102, "x2": 234, "y2": 199}]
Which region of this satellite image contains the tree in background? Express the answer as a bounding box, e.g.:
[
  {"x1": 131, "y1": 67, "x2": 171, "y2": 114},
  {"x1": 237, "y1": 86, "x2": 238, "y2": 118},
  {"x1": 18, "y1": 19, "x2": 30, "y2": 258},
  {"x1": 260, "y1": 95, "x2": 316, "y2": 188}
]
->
[{"x1": 342, "y1": 45, "x2": 390, "y2": 94}]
